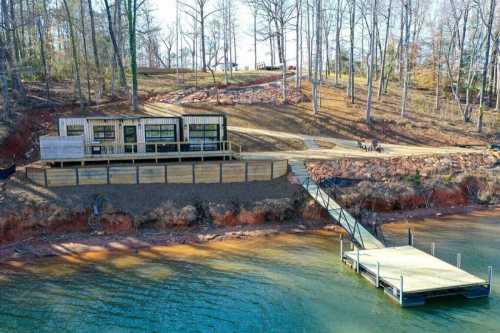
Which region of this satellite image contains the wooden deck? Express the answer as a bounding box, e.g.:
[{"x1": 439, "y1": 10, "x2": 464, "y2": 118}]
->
[{"x1": 343, "y1": 246, "x2": 491, "y2": 306}]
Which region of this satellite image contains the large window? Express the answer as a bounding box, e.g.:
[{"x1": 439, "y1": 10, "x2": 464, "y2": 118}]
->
[
  {"x1": 188, "y1": 124, "x2": 220, "y2": 151},
  {"x1": 189, "y1": 124, "x2": 219, "y2": 143},
  {"x1": 145, "y1": 124, "x2": 176, "y2": 153},
  {"x1": 145, "y1": 124, "x2": 176, "y2": 142},
  {"x1": 93, "y1": 125, "x2": 115, "y2": 141},
  {"x1": 66, "y1": 125, "x2": 84, "y2": 136}
]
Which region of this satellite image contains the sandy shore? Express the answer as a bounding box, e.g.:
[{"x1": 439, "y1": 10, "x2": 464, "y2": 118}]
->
[{"x1": 0, "y1": 220, "x2": 343, "y2": 266}]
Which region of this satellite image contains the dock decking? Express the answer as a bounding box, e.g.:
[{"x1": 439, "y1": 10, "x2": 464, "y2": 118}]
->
[{"x1": 343, "y1": 246, "x2": 490, "y2": 306}]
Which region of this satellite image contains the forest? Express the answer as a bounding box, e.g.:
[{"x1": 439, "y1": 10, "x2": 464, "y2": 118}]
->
[{"x1": 0, "y1": 0, "x2": 498, "y2": 135}]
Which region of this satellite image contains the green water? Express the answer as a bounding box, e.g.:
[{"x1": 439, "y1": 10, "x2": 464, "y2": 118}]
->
[{"x1": 0, "y1": 210, "x2": 499, "y2": 333}]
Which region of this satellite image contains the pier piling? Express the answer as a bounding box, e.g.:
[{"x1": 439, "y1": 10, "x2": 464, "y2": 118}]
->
[
  {"x1": 340, "y1": 236, "x2": 344, "y2": 260},
  {"x1": 488, "y1": 266, "x2": 493, "y2": 296},
  {"x1": 399, "y1": 273, "x2": 404, "y2": 305},
  {"x1": 376, "y1": 262, "x2": 380, "y2": 288},
  {"x1": 356, "y1": 248, "x2": 360, "y2": 273}
]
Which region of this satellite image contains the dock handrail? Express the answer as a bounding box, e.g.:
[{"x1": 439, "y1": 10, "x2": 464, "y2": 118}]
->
[
  {"x1": 291, "y1": 160, "x2": 383, "y2": 249},
  {"x1": 300, "y1": 175, "x2": 366, "y2": 249}
]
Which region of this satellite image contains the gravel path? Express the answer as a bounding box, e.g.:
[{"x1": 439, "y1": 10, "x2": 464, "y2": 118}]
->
[{"x1": 229, "y1": 126, "x2": 484, "y2": 160}]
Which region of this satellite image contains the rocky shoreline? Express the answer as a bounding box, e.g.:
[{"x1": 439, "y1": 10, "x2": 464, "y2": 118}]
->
[
  {"x1": 0, "y1": 220, "x2": 341, "y2": 266},
  {"x1": 307, "y1": 152, "x2": 499, "y2": 222}
]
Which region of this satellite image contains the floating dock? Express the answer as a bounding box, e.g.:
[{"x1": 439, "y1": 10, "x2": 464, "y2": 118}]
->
[
  {"x1": 290, "y1": 161, "x2": 493, "y2": 307},
  {"x1": 343, "y1": 245, "x2": 491, "y2": 306}
]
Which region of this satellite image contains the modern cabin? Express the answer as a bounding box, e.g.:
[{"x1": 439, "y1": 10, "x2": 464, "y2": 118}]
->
[{"x1": 40, "y1": 115, "x2": 238, "y2": 164}]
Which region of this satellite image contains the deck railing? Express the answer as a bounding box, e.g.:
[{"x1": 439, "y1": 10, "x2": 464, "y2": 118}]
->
[{"x1": 83, "y1": 140, "x2": 240, "y2": 157}]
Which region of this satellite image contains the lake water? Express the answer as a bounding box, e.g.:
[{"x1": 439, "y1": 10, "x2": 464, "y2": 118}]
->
[{"x1": 0, "y1": 209, "x2": 499, "y2": 333}]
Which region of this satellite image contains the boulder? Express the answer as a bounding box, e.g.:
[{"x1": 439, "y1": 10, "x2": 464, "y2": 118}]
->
[
  {"x1": 99, "y1": 212, "x2": 134, "y2": 234},
  {"x1": 209, "y1": 203, "x2": 239, "y2": 226}
]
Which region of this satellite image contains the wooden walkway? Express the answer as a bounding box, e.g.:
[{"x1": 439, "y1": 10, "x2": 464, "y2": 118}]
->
[{"x1": 290, "y1": 160, "x2": 492, "y2": 306}]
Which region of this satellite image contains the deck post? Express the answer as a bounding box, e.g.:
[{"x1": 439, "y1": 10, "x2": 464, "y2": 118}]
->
[
  {"x1": 43, "y1": 168, "x2": 48, "y2": 187},
  {"x1": 376, "y1": 262, "x2": 380, "y2": 288},
  {"x1": 431, "y1": 242, "x2": 436, "y2": 256},
  {"x1": 408, "y1": 229, "x2": 414, "y2": 246},
  {"x1": 488, "y1": 266, "x2": 493, "y2": 296},
  {"x1": 340, "y1": 236, "x2": 343, "y2": 260},
  {"x1": 356, "y1": 248, "x2": 360, "y2": 273},
  {"x1": 399, "y1": 273, "x2": 404, "y2": 305},
  {"x1": 457, "y1": 253, "x2": 461, "y2": 269}
]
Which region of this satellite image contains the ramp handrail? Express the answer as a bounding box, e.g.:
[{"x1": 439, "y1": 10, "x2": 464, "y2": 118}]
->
[{"x1": 291, "y1": 160, "x2": 383, "y2": 249}]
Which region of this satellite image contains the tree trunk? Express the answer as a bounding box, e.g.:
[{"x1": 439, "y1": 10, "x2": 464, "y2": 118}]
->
[
  {"x1": 254, "y1": 9, "x2": 257, "y2": 69},
  {"x1": 200, "y1": 5, "x2": 207, "y2": 72},
  {"x1": 126, "y1": 0, "x2": 139, "y2": 112},
  {"x1": 296, "y1": 0, "x2": 301, "y2": 90},
  {"x1": 487, "y1": 31, "x2": 498, "y2": 107},
  {"x1": 0, "y1": 44, "x2": 11, "y2": 120},
  {"x1": 335, "y1": 0, "x2": 341, "y2": 86},
  {"x1": 348, "y1": 0, "x2": 355, "y2": 103},
  {"x1": 62, "y1": 0, "x2": 84, "y2": 110},
  {"x1": 400, "y1": 0, "x2": 411, "y2": 117},
  {"x1": 477, "y1": 0, "x2": 496, "y2": 133},
  {"x1": 434, "y1": 28, "x2": 442, "y2": 113},
  {"x1": 104, "y1": 0, "x2": 127, "y2": 94},
  {"x1": 377, "y1": 0, "x2": 392, "y2": 100},
  {"x1": 307, "y1": 1, "x2": 312, "y2": 79},
  {"x1": 366, "y1": 0, "x2": 377, "y2": 123},
  {"x1": 79, "y1": 0, "x2": 92, "y2": 104},
  {"x1": 282, "y1": 22, "x2": 287, "y2": 102},
  {"x1": 87, "y1": 0, "x2": 104, "y2": 99},
  {"x1": 312, "y1": 0, "x2": 321, "y2": 114},
  {"x1": 37, "y1": 18, "x2": 50, "y2": 104}
]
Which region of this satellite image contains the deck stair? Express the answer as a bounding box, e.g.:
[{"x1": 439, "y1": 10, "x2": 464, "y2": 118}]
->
[{"x1": 290, "y1": 161, "x2": 384, "y2": 250}]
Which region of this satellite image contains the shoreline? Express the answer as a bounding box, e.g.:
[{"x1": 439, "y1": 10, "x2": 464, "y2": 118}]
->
[
  {"x1": 0, "y1": 220, "x2": 343, "y2": 266},
  {"x1": 368, "y1": 204, "x2": 499, "y2": 224},
  {"x1": 1, "y1": 206, "x2": 499, "y2": 268}
]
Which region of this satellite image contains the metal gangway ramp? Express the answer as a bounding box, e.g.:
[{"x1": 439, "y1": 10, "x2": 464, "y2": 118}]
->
[
  {"x1": 290, "y1": 161, "x2": 384, "y2": 250},
  {"x1": 290, "y1": 161, "x2": 492, "y2": 306}
]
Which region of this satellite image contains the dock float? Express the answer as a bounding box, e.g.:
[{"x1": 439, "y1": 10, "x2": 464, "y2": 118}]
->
[
  {"x1": 290, "y1": 161, "x2": 493, "y2": 307},
  {"x1": 343, "y1": 245, "x2": 491, "y2": 306}
]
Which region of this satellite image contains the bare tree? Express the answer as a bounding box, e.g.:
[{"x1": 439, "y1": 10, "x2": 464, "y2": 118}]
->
[
  {"x1": 366, "y1": 0, "x2": 377, "y2": 123},
  {"x1": 377, "y1": 0, "x2": 392, "y2": 100},
  {"x1": 104, "y1": 0, "x2": 127, "y2": 96},
  {"x1": 87, "y1": 0, "x2": 104, "y2": 99},
  {"x1": 400, "y1": 0, "x2": 411, "y2": 117},
  {"x1": 312, "y1": 0, "x2": 321, "y2": 113},
  {"x1": 347, "y1": 0, "x2": 355, "y2": 103},
  {"x1": 477, "y1": 0, "x2": 496, "y2": 132},
  {"x1": 62, "y1": 0, "x2": 84, "y2": 109}
]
